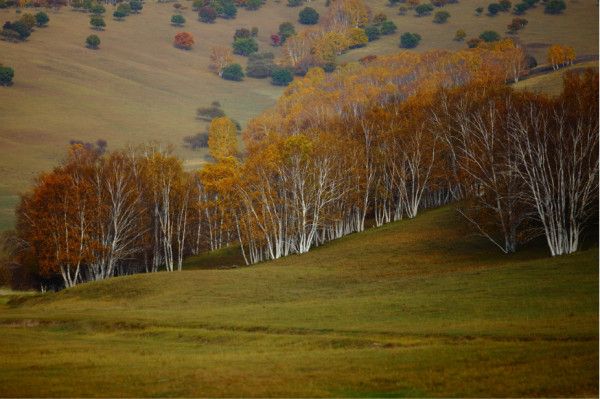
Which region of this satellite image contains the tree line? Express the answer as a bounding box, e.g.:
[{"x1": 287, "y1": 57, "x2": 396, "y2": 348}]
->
[{"x1": 2, "y1": 49, "x2": 597, "y2": 290}]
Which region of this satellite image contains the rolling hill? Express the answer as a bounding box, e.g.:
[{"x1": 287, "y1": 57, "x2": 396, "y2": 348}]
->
[{"x1": 0, "y1": 205, "x2": 597, "y2": 397}]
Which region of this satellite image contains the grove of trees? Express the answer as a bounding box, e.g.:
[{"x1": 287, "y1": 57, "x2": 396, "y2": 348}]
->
[{"x1": 8, "y1": 42, "x2": 597, "y2": 290}]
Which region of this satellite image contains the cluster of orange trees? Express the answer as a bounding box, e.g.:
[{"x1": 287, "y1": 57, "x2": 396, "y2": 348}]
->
[{"x1": 12, "y1": 49, "x2": 598, "y2": 289}]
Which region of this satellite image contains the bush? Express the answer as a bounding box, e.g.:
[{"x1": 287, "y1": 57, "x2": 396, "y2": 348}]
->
[
  {"x1": 373, "y1": 13, "x2": 387, "y2": 24},
  {"x1": 171, "y1": 14, "x2": 185, "y2": 26},
  {"x1": 380, "y1": 20, "x2": 397, "y2": 34},
  {"x1": 89, "y1": 15, "x2": 105, "y2": 30},
  {"x1": 221, "y1": 63, "x2": 244, "y2": 81},
  {"x1": 454, "y1": 28, "x2": 466, "y2": 41},
  {"x1": 0, "y1": 64, "x2": 14, "y2": 86},
  {"x1": 513, "y1": 2, "x2": 528, "y2": 14},
  {"x1": 2, "y1": 21, "x2": 31, "y2": 40},
  {"x1": 232, "y1": 37, "x2": 258, "y2": 56},
  {"x1": 174, "y1": 31, "x2": 194, "y2": 49},
  {"x1": 415, "y1": 3, "x2": 434, "y2": 16},
  {"x1": 279, "y1": 22, "x2": 295, "y2": 42},
  {"x1": 498, "y1": 0, "x2": 511, "y2": 11},
  {"x1": 271, "y1": 66, "x2": 293, "y2": 86},
  {"x1": 246, "y1": 0, "x2": 262, "y2": 10},
  {"x1": 234, "y1": 28, "x2": 251, "y2": 39},
  {"x1": 475, "y1": 6, "x2": 484, "y2": 15},
  {"x1": 364, "y1": 25, "x2": 380, "y2": 41},
  {"x1": 246, "y1": 52, "x2": 275, "y2": 78},
  {"x1": 90, "y1": 3, "x2": 105, "y2": 14},
  {"x1": 287, "y1": 0, "x2": 303, "y2": 7},
  {"x1": 544, "y1": 0, "x2": 565, "y2": 14},
  {"x1": 85, "y1": 34, "x2": 100, "y2": 49},
  {"x1": 299, "y1": 6, "x2": 319, "y2": 24},
  {"x1": 34, "y1": 11, "x2": 49, "y2": 27},
  {"x1": 488, "y1": 3, "x2": 501, "y2": 15},
  {"x1": 116, "y1": 3, "x2": 131, "y2": 15},
  {"x1": 221, "y1": 1, "x2": 237, "y2": 18},
  {"x1": 479, "y1": 30, "x2": 501, "y2": 42},
  {"x1": 199, "y1": 6, "x2": 217, "y2": 22},
  {"x1": 129, "y1": 0, "x2": 143, "y2": 13},
  {"x1": 400, "y1": 32, "x2": 421, "y2": 48},
  {"x1": 19, "y1": 13, "x2": 36, "y2": 30},
  {"x1": 433, "y1": 10, "x2": 450, "y2": 23},
  {"x1": 113, "y1": 9, "x2": 126, "y2": 19}
]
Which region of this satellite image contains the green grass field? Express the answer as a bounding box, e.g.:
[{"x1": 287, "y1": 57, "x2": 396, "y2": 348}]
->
[
  {"x1": 0, "y1": 205, "x2": 597, "y2": 397},
  {"x1": 0, "y1": 0, "x2": 598, "y2": 230}
]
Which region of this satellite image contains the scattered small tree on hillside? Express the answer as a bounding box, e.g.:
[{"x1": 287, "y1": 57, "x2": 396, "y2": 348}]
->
[
  {"x1": 199, "y1": 6, "x2": 217, "y2": 22},
  {"x1": 0, "y1": 64, "x2": 14, "y2": 86},
  {"x1": 364, "y1": 25, "x2": 380, "y2": 41},
  {"x1": 130, "y1": 0, "x2": 143, "y2": 13},
  {"x1": 487, "y1": 3, "x2": 500, "y2": 15},
  {"x1": 19, "y1": 13, "x2": 36, "y2": 30},
  {"x1": 380, "y1": 20, "x2": 397, "y2": 34},
  {"x1": 454, "y1": 29, "x2": 466, "y2": 41},
  {"x1": 90, "y1": 3, "x2": 105, "y2": 14},
  {"x1": 113, "y1": 9, "x2": 126, "y2": 20},
  {"x1": 507, "y1": 17, "x2": 527, "y2": 34},
  {"x1": 271, "y1": 66, "x2": 293, "y2": 86},
  {"x1": 117, "y1": 2, "x2": 131, "y2": 15},
  {"x1": 287, "y1": 0, "x2": 303, "y2": 7},
  {"x1": 544, "y1": 0, "x2": 565, "y2": 14},
  {"x1": 221, "y1": 63, "x2": 244, "y2": 81},
  {"x1": 174, "y1": 31, "x2": 194, "y2": 49},
  {"x1": 85, "y1": 33, "x2": 100, "y2": 49},
  {"x1": 278, "y1": 22, "x2": 295, "y2": 43},
  {"x1": 89, "y1": 15, "x2": 105, "y2": 30},
  {"x1": 232, "y1": 37, "x2": 258, "y2": 56},
  {"x1": 479, "y1": 30, "x2": 500, "y2": 42},
  {"x1": 415, "y1": 3, "x2": 433, "y2": 16},
  {"x1": 171, "y1": 14, "x2": 185, "y2": 26},
  {"x1": 475, "y1": 6, "x2": 484, "y2": 15},
  {"x1": 298, "y1": 6, "x2": 319, "y2": 24},
  {"x1": 400, "y1": 32, "x2": 421, "y2": 48},
  {"x1": 498, "y1": 0, "x2": 511, "y2": 11},
  {"x1": 34, "y1": 11, "x2": 48, "y2": 27},
  {"x1": 245, "y1": 0, "x2": 262, "y2": 10},
  {"x1": 433, "y1": 10, "x2": 450, "y2": 23}
]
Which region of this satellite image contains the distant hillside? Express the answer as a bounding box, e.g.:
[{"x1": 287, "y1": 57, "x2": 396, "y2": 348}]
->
[{"x1": 1, "y1": 205, "x2": 597, "y2": 397}]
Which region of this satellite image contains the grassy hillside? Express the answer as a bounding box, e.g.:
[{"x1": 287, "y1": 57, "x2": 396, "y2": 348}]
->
[
  {"x1": 514, "y1": 60, "x2": 599, "y2": 95},
  {"x1": 0, "y1": 0, "x2": 598, "y2": 230},
  {"x1": 0, "y1": 205, "x2": 597, "y2": 397}
]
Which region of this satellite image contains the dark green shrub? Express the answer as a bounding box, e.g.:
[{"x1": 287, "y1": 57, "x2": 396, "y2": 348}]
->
[
  {"x1": 129, "y1": 0, "x2": 143, "y2": 13},
  {"x1": 287, "y1": 0, "x2": 303, "y2": 7},
  {"x1": 488, "y1": 3, "x2": 501, "y2": 15},
  {"x1": 271, "y1": 66, "x2": 293, "y2": 86},
  {"x1": 400, "y1": 32, "x2": 421, "y2": 48},
  {"x1": 380, "y1": 20, "x2": 397, "y2": 34},
  {"x1": 116, "y1": 3, "x2": 131, "y2": 15},
  {"x1": 171, "y1": 14, "x2": 185, "y2": 26},
  {"x1": 90, "y1": 3, "x2": 105, "y2": 14},
  {"x1": 433, "y1": 10, "x2": 450, "y2": 23},
  {"x1": 544, "y1": 0, "x2": 565, "y2": 14},
  {"x1": 364, "y1": 25, "x2": 380, "y2": 41},
  {"x1": 221, "y1": 63, "x2": 244, "y2": 81},
  {"x1": 0, "y1": 64, "x2": 14, "y2": 86},
  {"x1": 298, "y1": 6, "x2": 319, "y2": 24},
  {"x1": 278, "y1": 22, "x2": 295, "y2": 42},
  {"x1": 246, "y1": 0, "x2": 262, "y2": 10},
  {"x1": 86, "y1": 34, "x2": 100, "y2": 48},
  {"x1": 415, "y1": 3, "x2": 434, "y2": 16},
  {"x1": 113, "y1": 9, "x2": 126, "y2": 19},
  {"x1": 90, "y1": 15, "x2": 105, "y2": 30},
  {"x1": 479, "y1": 30, "x2": 501, "y2": 42},
  {"x1": 232, "y1": 37, "x2": 258, "y2": 56},
  {"x1": 34, "y1": 11, "x2": 49, "y2": 27}
]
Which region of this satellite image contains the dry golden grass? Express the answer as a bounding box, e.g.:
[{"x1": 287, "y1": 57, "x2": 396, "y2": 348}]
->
[{"x1": 0, "y1": 0, "x2": 598, "y2": 229}]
